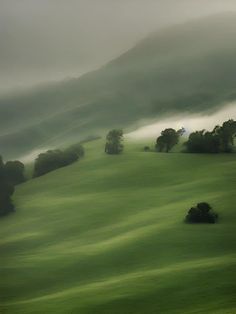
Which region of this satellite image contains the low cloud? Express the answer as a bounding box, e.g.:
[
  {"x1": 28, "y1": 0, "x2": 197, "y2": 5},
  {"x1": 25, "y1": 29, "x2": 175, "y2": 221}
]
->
[
  {"x1": 126, "y1": 103, "x2": 236, "y2": 139},
  {"x1": 1, "y1": 0, "x2": 236, "y2": 92}
]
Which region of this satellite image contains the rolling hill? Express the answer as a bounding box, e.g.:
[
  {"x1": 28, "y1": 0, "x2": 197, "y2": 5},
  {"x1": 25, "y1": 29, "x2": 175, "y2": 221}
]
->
[
  {"x1": 1, "y1": 12, "x2": 236, "y2": 158},
  {"x1": 1, "y1": 139, "x2": 236, "y2": 313}
]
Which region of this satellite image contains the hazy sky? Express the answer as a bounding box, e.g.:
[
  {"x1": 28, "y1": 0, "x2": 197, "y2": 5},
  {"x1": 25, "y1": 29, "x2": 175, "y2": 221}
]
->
[{"x1": 1, "y1": 0, "x2": 236, "y2": 93}]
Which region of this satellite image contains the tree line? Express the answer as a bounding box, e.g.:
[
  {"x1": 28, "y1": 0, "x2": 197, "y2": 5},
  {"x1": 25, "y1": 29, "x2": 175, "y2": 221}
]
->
[
  {"x1": 0, "y1": 143, "x2": 84, "y2": 217},
  {"x1": 104, "y1": 120, "x2": 236, "y2": 155},
  {"x1": 33, "y1": 143, "x2": 84, "y2": 177},
  {"x1": 156, "y1": 119, "x2": 236, "y2": 154},
  {"x1": 185, "y1": 119, "x2": 236, "y2": 153}
]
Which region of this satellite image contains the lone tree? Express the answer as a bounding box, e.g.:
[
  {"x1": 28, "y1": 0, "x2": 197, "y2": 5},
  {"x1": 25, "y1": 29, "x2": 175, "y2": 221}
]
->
[
  {"x1": 156, "y1": 128, "x2": 185, "y2": 153},
  {"x1": 105, "y1": 129, "x2": 124, "y2": 154},
  {"x1": 185, "y1": 202, "x2": 218, "y2": 224}
]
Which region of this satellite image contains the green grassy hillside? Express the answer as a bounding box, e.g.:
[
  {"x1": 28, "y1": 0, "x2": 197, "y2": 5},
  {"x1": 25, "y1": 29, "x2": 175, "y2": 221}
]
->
[
  {"x1": 1, "y1": 140, "x2": 236, "y2": 314},
  {"x1": 1, "y1": 12, "x2": 236, "y2": 158}
]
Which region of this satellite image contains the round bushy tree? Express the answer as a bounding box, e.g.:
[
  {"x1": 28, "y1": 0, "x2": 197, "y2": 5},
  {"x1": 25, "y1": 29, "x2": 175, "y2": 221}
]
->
[
  {"x1": 185, "y1": 202, "x2": 218, "y2": 223},
  {"x1": 4, "y1": 160, "x2": 25, "y2": 186},
  {"x1": 156, "y1": 128, "x2": 185, "y2": 153}
]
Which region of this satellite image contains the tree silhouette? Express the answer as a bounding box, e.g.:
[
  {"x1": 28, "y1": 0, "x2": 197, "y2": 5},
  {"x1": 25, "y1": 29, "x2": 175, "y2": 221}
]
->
[
  {"x1": 33, "y1": 143, "x2": 84, "y2": 177},
  {"x1": 0, "y1": 156, "x2": 15, "y2": 216},
  {"x1": 185, "y1": 119, "x2": 236, "y2": 153},
  {"x1": 156, "y1": 128, "x2": 185, "y2": 152},
  {"x1": 4, "y1": 161, "x2": 25, "y2": 186},
  {"x1": 218, "y1": 119, "x2": 236, "y2": 152},
  {"x1": 105, "y1": 129, "x2": 124, "y2": 154},
  {"x1": 185, "y1": 202, "x2": 218, "y2": 223}
]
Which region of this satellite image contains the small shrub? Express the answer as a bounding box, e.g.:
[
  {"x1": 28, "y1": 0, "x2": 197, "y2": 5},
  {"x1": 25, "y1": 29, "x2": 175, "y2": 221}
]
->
[
  {"x1": 185, "y1": 202, "x2": 218, "y2": 224},
  {"x1": 144, "y1": 146, "x2": 150, "y2": 152}
]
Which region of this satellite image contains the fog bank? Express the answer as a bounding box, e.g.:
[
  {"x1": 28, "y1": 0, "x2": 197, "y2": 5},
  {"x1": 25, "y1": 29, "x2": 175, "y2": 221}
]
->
[
  {"x1": 126, "y1": 104, "x2": 236, "y2": 139},
  {"x1": 1, "y1": 0, "x2": 236, "y2": 93}
]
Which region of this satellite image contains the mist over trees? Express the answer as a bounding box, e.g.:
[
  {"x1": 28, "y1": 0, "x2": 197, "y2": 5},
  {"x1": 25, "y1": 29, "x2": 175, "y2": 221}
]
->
[
  {"x1": 185, "y1": 119, "x2": 236, "y2": 153},
  {"x1": 153, "y1": 120, "x2": 236, "y2": 154},
  {"x1": 105, "y1": 129, "x2": 124, "y2": 155},
  {"x1": 155, "y1": 128, "x2": 185, "y2": 153},
  {"x1": 1, "y1": 118, "x2": 235, "y2": 217}
]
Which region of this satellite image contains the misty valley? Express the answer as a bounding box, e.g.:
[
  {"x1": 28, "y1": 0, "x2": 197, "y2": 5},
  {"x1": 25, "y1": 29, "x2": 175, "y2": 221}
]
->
[{"x1": 1, "y1": 5, "x2": 236, "y2": 314}]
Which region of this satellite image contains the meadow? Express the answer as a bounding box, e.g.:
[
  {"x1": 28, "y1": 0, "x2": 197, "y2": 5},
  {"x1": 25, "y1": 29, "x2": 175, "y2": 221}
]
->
[{"x1": 1, "y1": 139, "x2": 236, "y2": 314}]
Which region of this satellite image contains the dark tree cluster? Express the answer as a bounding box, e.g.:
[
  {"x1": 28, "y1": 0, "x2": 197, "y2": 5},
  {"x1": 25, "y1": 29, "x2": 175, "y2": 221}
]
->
[
  {"x1": 0, "y1": 156, "x2": 25, "y2": 216},
  {"x1": 185, "y1": 119, "x2": 236, "y2": 153},
  {"x1": 65, "y1": 143, "x2": 85, "y2": 158},
  {"x1": 33, "y1": 144, "x2": 84, "y2": 177},
  {"x1": 105, "y1": 129, "x2": 124, "y2": 155},
  {"x1": 185, "y1": 202, "x2": 218, "y2": 224},
  {"x1": 156, "y1": 128, "x2": 185, "y2": 153},
  {"x1": 4, "y1": 161, "x2": 25, "y2": 186}
]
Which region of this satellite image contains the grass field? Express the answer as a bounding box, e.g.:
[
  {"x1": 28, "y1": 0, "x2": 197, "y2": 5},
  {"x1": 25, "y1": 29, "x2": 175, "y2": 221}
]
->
[{"x1": 1, "y1": 139, "x2": 236, "y2": 314}]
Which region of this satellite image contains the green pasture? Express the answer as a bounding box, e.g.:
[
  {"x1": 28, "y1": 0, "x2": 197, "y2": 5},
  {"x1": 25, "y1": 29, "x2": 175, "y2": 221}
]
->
[{"x1": 1, "y1": 140, "x2": 235, "y2": 313}]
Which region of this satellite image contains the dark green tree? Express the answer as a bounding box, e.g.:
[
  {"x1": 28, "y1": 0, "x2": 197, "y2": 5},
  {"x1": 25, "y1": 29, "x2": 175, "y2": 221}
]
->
[
  {"x1": 156, "y1": 128, "x2": 185, "y2": 152},
  {"x1": 65, "y1": 143, "x2": 85, "y2": 158},
  {"x1": 33, "y1": 149, "x2": 79, "y2": 177},
  {"x1": 33, "y1": 144, "x2": 84, "y2": 177},
  {"x1": 105, "y1": 129, "x2": 124, "y2": 155},
  {"x1": 4, "y1": 161, "x2": 25, "y2": 186},
  {"x1": 0, "y1": 156, "x2": 15, "y2": 216},
  {"x1": 185, "y1": 202, "x2": 218, "y2": 223},
  {"x1": 185, "y1": 130, "x2": 220, "y2": 153},
  {"x1": 185, "y1": 119, "x2": 236, "y2": 153},
  {"x1": 218, "y1": 119, "x2": 236, "y2": 152}
]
